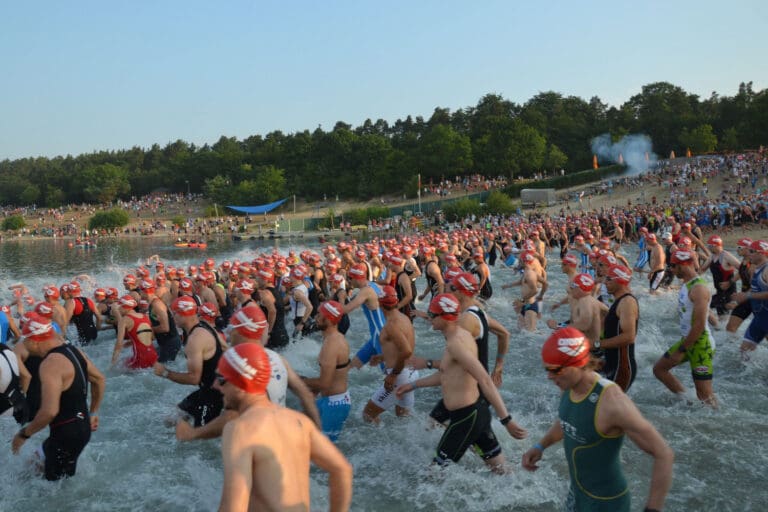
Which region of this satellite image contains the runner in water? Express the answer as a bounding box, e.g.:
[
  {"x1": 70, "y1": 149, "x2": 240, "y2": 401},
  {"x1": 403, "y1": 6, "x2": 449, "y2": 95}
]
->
[
  {"x1": 522, "y1": 327, "x2": 673, "y2": 512},
  {"x1": 653, "y1": 250, "x2": 717, "y2": 407},
  {"x1": 215, "y1": 343, "x2": 352, "y2": 512},
  {"x1": 11, "y1": 313, "x2": 105, "y2": 481}
]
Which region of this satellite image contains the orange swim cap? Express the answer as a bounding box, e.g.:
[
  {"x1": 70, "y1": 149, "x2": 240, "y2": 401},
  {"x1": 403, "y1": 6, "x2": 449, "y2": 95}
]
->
[
  {"x1": 217, "y1": 343, "x2": 271, "y2": 394},
  {"x1": 541, "y1": 327, "x2": 591, "y2": 368}
]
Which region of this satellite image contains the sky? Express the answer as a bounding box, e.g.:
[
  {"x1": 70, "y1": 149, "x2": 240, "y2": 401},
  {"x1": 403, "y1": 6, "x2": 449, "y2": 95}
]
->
[{"x1": 1, "y1": 0, "x2": 766, "y2": 160}]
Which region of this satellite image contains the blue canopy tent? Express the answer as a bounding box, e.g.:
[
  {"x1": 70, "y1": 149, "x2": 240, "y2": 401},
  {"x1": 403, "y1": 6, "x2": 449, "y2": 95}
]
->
[{"x1": 226, "y1": 198, "x2": 288, "y2": 215}]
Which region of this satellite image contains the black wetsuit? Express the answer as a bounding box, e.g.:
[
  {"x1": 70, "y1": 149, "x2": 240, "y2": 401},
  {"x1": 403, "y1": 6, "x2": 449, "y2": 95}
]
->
[
  {"x1": 424, "y1": 261, "x2": 441, "y2": 298},
  {"x1": 262, "y1": 287, "x2": 290, "y2": 350},
  {"x1": 732, "y1": 260, "x2": 753, "y2": 319},
  {"x1": 24, "y1": 355, "x2": 43, "y2": 421},
  {"x1": 149, "y1": 299, "x2": 182, "y2": 362},
  {"x1": 396, "y1": 271, "x2": 414, "y2": 320},
  {"x1": 177, "y1": 322, "x2": 224, "y2": 427},
  {"x1": 71, "y1": 297, "x2": 98, "y2": 345},
  {"x1": 331, "y1": 289, "x2": 351, "y2": 335},
  {"x1": 598, "y1": 293, "x2": 638, "y2": 392},
  {"x1": 42, "y1": 345, "x2": 91, "y2": 481},
  {"x1": 473, "y1": 265, "x2": 493, "y2": 301},
  {"x1": 710, "y1": 256, "x2": 737, "y2": 315}
]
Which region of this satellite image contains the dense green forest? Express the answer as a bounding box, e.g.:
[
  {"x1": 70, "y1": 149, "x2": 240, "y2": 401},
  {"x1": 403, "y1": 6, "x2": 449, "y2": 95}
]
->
[{"x1": 1, "y1": 81, "x2": 766, "y2": 208}]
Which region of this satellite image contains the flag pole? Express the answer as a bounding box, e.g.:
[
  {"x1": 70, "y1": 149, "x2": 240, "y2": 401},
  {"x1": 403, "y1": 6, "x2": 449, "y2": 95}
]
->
[{"x1": 417, "y1": 173, "x2": 422, "y2": 214}]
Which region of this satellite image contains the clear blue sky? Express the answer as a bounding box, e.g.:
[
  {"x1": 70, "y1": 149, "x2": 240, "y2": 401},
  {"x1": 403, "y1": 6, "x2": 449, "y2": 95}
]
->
[{"x1": 1, "y1": 0, "x2": 766, "y2": 160}]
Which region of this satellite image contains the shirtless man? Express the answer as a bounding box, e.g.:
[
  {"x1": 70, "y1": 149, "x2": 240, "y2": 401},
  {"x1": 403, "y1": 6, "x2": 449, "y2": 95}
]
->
[
  {"x1": 362, "y1": 285, "x2": 417, "y2": 423},
  {"x1": 563, "y1": 273, "x2": 607, "y2": 345},
  {"x1": 396, "y1": 294, "x2": 526, "y2": 473},
  {"x1": 42, "y1": 286, "x2": 67, "y2": 334},
  {"x1": 547, "y1": 254, "x2": 579, "y2": 328},
  {"x1": 302, "y1": 301, "x2": 351, "y2": 442},
  {"x1": 647, "y1": 234, "x2": 666, "y2": 295},
  {"x1": 215, "y1": 343, "x2": 352, "y2": 512},
  {"x1": 507, "y1": 252, "x2": 546, "y2": 332}
]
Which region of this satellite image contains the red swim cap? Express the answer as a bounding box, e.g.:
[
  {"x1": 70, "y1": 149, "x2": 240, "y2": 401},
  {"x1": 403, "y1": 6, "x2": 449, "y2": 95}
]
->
[
  {"x1": 541, "y1": 327, "x2": 591, "y2": 368},
  {"x1": 229, "y1": 305, "x2": 268, "y2": 340},
  {"x1": 451, "y1": 272, "x2": 478, "y2": 297},
  {"x1": 34, "y1": 302, "x2": 54, "y2": 318},
  {"x1": 217, "y1": 343, "x2": 271, "y2": 394},
  {"x1": 670, "y1": 250, "x2": 695, "y2": 265},
  {"x1": 119, "y1": 295, "x2": 138, "y2": 310},
  {"x1": 607, "y1": 265, "x2": 632, "y2": 285},
  {"x1": 572, "y1": 273, "x2": 595, "y2": 292},
  {"x1": 428, "y1": 293, "x2": 460, "y2": 321},
  {"x1": 318, "y1": 300, "x2": 344, "y2": 325},
  {"x1": 199, "y1": 302, "x2": 219, "y2": 322},
  {"x1": 348, "y1": 263, "x2": 368, "y2": 280},
  {"x1": 171, "y1": 296, "x2": 198, "y2": 316},
  {"x1": 21, "y1": 313, "x2": 54, "y2": 342},
  {"x1": 561, "y1": 254, "x2": 578, "y2": 267},
  {"x1": 378, "y1": 285, "x2": 399, "y2": 308}
]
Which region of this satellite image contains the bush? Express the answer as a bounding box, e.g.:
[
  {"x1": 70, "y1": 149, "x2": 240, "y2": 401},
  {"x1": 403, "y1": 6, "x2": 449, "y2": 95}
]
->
[
  {"x1": 88, "y1": 209, "x2": 130, "y2": 230},
  {"x1": 443, "y1": 198, "x2": 483, "y2": 222},
  {"x1": 2, "y1": 215, "x2": 26, "y2": 231},
  {"x1": 346, "y1": 206, "x2": 391, "y2": 225},
  {"x1": 484, "y1": 190, "x2": 516, "y2": 215},
  {"x1": 170, "y1": 215, "x2": 186, "y2": 227}
]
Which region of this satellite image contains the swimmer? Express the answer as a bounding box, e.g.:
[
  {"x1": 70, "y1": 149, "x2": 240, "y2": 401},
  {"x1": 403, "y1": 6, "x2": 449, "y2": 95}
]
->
[{"x1": 215, "y1": 343, "x2": 352, "y2": 511}]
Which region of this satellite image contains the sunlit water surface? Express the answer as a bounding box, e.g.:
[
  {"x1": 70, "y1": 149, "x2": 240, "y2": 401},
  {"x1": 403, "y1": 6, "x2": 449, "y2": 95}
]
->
[{"x1": 0, "y1": 237, "x2": 765, "y2": 511}]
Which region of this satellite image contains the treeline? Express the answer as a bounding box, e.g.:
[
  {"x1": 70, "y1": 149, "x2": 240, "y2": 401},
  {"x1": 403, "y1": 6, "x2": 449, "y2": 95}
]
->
[{"x1": 1, "y1": 81, "x2": 766, "y2": 207}]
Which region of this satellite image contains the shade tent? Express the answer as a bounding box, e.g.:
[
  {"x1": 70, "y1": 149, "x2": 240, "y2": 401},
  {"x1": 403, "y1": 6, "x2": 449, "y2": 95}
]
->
[{"x1": 226, "y1": 198, "x2": 288, "y2": 215}]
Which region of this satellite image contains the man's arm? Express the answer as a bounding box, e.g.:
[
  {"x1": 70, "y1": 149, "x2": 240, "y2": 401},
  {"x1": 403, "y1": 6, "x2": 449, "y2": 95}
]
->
[
  {"x1": 601, "y1": 387, "x2": 674, "y2": 511},
  {"x1": 91, "y1": 300, "x2": 102, "y2": 330},
  {"x1": 342, "y1": 287, "x2": 369, "y2": 314},
  {"x1": 486, "y1": 315, "x2": 509, "y2": 387},
  {"x1": 449, "y1": 339, "x2": 526, "y2": 439},
  {"x1": 158, "y1": 332, "x2": 205, "y2": 385},
  {"x1": 284, "y1": 356, "x2": 321, "y2": 427},
  {"x1": 218, "y1": 421, "x2": 253, "y2": 512},
  {"x1": 77, "y1": 347, "x2": 106, "y2": 431},
  {"x1": 521, "y1": 420, "x2": 564, "y2": 471},
  {"x1": 308, "y1": 423, "x2": 353, "y2": 512}
]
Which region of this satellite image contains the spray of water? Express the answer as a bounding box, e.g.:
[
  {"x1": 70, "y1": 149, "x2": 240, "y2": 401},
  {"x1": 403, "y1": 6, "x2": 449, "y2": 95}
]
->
[{"x1": 590, "y1": 133, "x2": 657, "y2": 176}]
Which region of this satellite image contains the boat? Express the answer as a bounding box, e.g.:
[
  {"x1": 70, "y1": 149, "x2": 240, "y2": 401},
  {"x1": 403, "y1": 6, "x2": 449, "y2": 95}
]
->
[{"x1": 173, "y1": 240, "x2": 208, "y2": 249}]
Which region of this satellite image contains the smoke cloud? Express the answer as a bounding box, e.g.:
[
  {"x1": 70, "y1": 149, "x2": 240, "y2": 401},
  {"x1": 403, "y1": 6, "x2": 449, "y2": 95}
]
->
[{"x1": 590, "y1": 133, "x2": 657, "y2": 176}]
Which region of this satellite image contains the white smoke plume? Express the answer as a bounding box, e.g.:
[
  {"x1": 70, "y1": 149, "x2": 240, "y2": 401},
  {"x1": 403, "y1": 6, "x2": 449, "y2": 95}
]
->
[{"x1": 590, "y1": 133, "x2": 657, "y2": 176}]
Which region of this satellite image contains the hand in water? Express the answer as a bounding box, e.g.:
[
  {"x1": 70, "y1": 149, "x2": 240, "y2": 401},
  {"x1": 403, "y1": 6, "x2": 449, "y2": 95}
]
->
[
  {"x1": 505, "y1": 421, "x2": 527, "y2": 439},
  {"x1": 175, "y1": 419, "x2": 195, "y2": 441},
  {"x1": 90, "y1": 414, "x2": 99, "y2": 432}
]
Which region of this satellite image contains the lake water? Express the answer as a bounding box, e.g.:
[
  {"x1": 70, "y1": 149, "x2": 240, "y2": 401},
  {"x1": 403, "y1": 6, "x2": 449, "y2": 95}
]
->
[{"x1": 0, "y1": 237, "x2": 766, "y2": 511}]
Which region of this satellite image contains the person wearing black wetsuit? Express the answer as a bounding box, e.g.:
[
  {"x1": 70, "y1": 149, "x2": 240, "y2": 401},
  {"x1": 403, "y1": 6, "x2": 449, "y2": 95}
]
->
[
  {"x1": 255, "y1": 269, "x2": 290, "y2": 350},
  {"x1": 12, "y1": 314, "x2": 105, "y2": 481},
  {"x1": 66, "y1": 284, "x2": 100, "y2": 345},
  {"x1": 143, "y1": 283, "x2": 182, "y2": 362},
  {"x1": 595, "y1": 271, "x2": 639, "y2": 392},
  {"x1": 157, "y1": 297, "x2": 224, "y2": 427}
]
